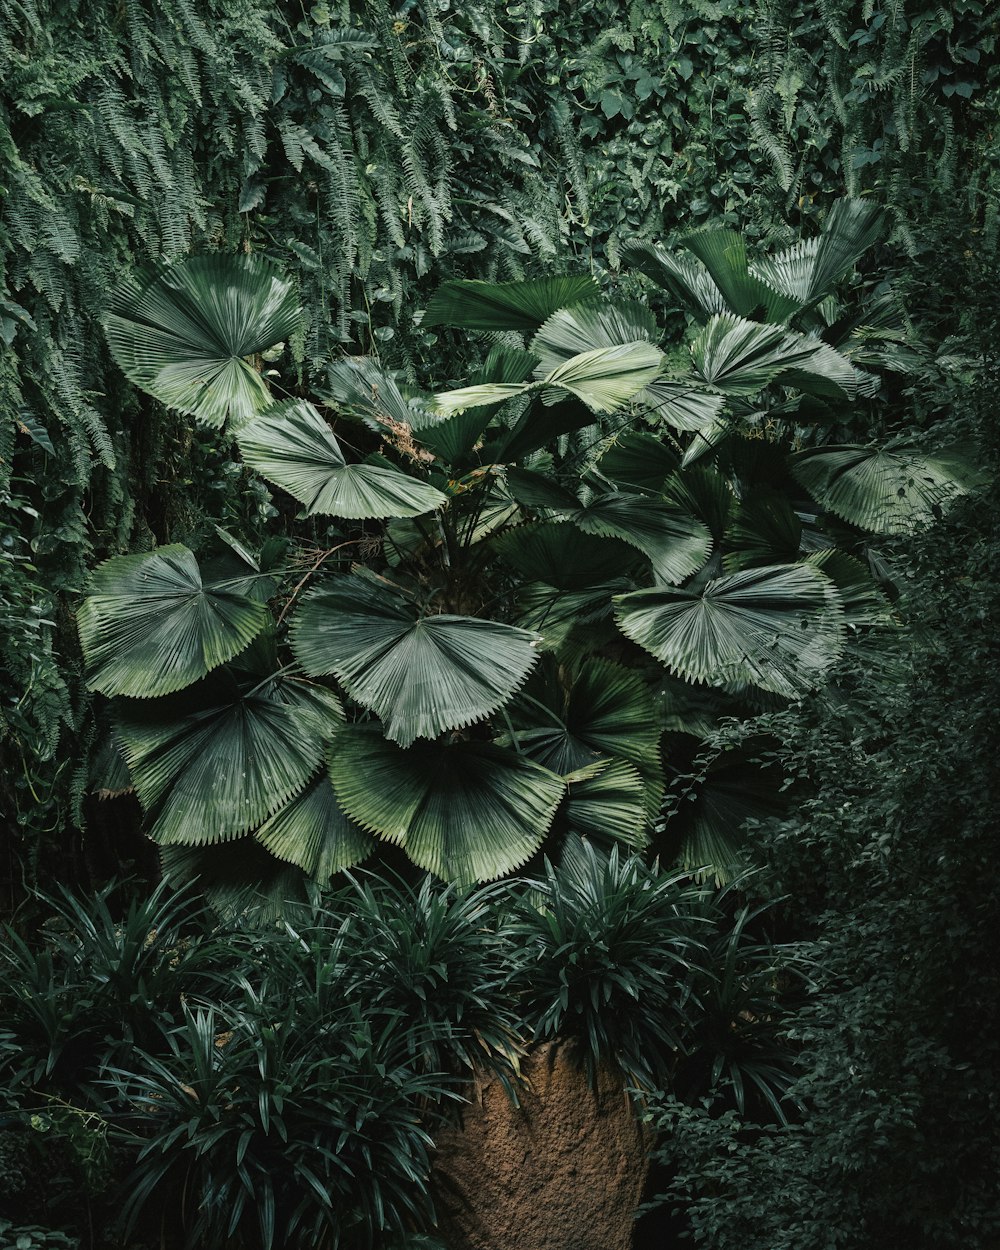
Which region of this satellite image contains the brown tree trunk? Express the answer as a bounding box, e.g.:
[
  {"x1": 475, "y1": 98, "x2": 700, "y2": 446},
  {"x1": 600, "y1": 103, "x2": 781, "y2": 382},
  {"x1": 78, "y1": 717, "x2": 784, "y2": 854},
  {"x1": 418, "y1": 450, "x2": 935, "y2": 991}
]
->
[{"x1": 430, "y1": 1041, "x2": 651, "y2": 1250}]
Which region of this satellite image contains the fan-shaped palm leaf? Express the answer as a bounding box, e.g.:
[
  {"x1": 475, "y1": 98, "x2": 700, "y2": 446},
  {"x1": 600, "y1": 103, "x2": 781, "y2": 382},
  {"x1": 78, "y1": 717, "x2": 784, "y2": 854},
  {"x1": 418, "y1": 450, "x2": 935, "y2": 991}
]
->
[
  {"x1": 78, "y1": 546, "x2": 270, "y2": 699},
  {"x1": 290, "y1": 574, "x2": 540, "y2": 747},
  {"x1": 421, "y1": 275, "x2": 600, "y2": 330},
  {"x1": 103, "y1": 255, "x2": 300, "y2": 427},
  {"x1": 160, "y1": 841, "x2": 313, "y2": 925},
  {"x1": 597, "y1": 432, "x2": 680, "y2": 493},
  {"x1": 750, "y1": 199, "x2": 888, "y2": 307},
  {"x1": 538, "y1": 342, "x2": 663, "y2": 413},
  {"x1": 487, "y1": 396, "x2": 598, "y2": 463},
  {"x1": 680, "y1": 227, "x2": 802, "y2": 322},
  {"x1": 328, "y1": 730, "x2": 565, "y2": 885},
  {"x1": 564, "y1": 759, "x2": 649, "y2": 848},
  {"x1": 639, "y1": 380, "x2": 726, "y2": 433},
  {"x1": 509, "y1": 656, "x2": 661, "y2": 777},
  {"x1": 492, "y1": 521, "x2": 638, "y2": 589},
  {"x1": 723, "y1": 491, "x2": 802, "y2": 572},
  {"x1": 691, "y1": 315, "x2": 817, "y2": 395},
  {"x1": 621, "y1": 240, "x2": 728, "y2": 319},
  {"x1": 324, "y1": 357, "x2": 440, "y2": 432},
  {"x1": 254, "y1": 773, "x2": 373, "y2": 878},
  {"x1": 570, "y1": 492, "x2": 713, "y2": 584},
  {"x1": 805, "y1": 550, "x2": 894, "y2": 626},
  {"x1": 237, "y1": 400, "x2": 448, "y2": 519},
  {"x1": 615, "y1": 563, "x2": 844, "y2": 697},
  {"x1": 115, "y1": 674, "x2": 343, "y2": 844},
  {"x1": 662, "y1": 466, "x2": 735, "y2": 540},
  {"x1": 789, "y1": 443, "x2": 978, "y2": 533},
  {"x1": 530, "y1": 298, "x2": 658, "y2": 375}
]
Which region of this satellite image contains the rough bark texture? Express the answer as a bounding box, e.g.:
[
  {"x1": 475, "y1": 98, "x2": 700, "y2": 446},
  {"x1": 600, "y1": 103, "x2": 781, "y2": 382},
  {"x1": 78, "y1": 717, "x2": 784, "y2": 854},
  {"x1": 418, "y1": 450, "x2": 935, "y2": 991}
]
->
[{"x1": 430, "y1": 1041, "x2": 650, "y2": 1250}]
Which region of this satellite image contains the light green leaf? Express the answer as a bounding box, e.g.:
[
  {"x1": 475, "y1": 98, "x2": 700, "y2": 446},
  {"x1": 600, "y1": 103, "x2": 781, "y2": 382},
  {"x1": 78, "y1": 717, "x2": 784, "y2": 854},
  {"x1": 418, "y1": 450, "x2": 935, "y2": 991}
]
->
[
  {"x1": 539, "y1": 342, "x2": 663, "y2": 413},
  {"x1": 639, "y1": 380, "x2": 726, "y2": 432},
  {"x1": 530, "y1": 298, "x2": 658, "y2": 375},
  {"x1": 237, "y1": 399, "x2": 448, "y2": 518},
  {"x1": 103, "y1": 255, "x2": 300, "y2": 427},
  {"x1": 328, "y1": 730, "x2": 565, "y2": 885},
  {"x1": 433, "y1": 381, "x2": 533, "y2": 417},
  {"x1": 79, "y1": 546, "x2": 270, "y2": 699},
  {"x1": 291, "y1": 574, "x2": 540, "y2": 746},
  {"x1": 615, "y1": 563, "x2": 844, "y2": 697},
  {"x1": 254, "y1": 773, "x2": 373, "y2": 879},
  {"x1": 691, "y1": 314, "x2": 816, "y2": 395}
]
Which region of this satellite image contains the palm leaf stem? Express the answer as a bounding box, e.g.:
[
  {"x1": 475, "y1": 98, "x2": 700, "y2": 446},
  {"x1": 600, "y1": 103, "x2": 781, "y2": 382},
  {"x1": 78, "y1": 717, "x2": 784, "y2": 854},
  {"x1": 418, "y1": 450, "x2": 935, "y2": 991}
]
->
[{"x1": 276, "y1": 541, "x2": 359, "y2": 625}]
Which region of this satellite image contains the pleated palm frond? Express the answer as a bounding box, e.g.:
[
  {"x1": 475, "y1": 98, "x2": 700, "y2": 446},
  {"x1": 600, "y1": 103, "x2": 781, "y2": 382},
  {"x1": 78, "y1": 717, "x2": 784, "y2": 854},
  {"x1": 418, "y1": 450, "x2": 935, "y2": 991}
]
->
[
  {"x1": 237, "y1": 400, "x2": 448, "y2": 519},
  {"x1": 691, "y1": 315, "x2": 818, "y2": 396},
  {"x1": 160, "y1": 841, "x2": 314, "y2": 925},
  {"x1": 114, "y1": 674, "x2": 343, "y2": 845},
  {"x1": 778, "y1": 338, "x2": 861, "y2": 400},
  {"x1": 615, "y1": 563, "x2": 845, "y2": 698},
  {"x1": 492, "y1": 521, "x2": 639, "y2": 590},
  {"x1": 78, "y1": 545, "x2": 270, "y2": 699},
  {"x1": 290, "y1": 573, "x2": 540, "y2": 747},
  {"x1": 505, "y1": 467, "x2": 582, "y2": 511},
  {"x1": 433, "y1": 381, "x2": 534, "y2": 418},
  {"x1": 537, "y1": 342, "x2": 663, "y2": 413},
  {"x1": 328, "y1": 729, "x2": 565, "y2": 885},
  {"x1": 790, "y1": 443, "x2": 978, "y2": 534},
  {"x1": 530, "y1": 298, "x2": 658, "y2": 375},
  {"x1": 254, "y1": 773, "x2": 373, "y2": 879},
  {"x1": 667, "y1": 750, "x2": 785, "y2": 885},
  {"x1": 723, "y1": 491, "x2": 802, "y2": 572},
  {"x1": 570, "y1": 492, "x2": 713, "y2": 585},
  {"x1": 487, "y1": 396, "x2": 599, "y2": 463},
  {"x1": 750, "y1": 199, "x2": 889, "y2": 308},
  {"x1": 597, "y1": 432, "x2": 681, "y2": 493},
  {"x1": 508, "y1": 656, "x2": 662, "y2": 779},
  {"x1": 324, "y1": 357, "x2": 440, "y2": 432},
  {"x1": 680, "y1": 227, "x2": 802, "y2": 323},
  {"x1": 805, "y1": 550, "x2": 895, "y2": 626},
  {"x1": 639, "y1": 380, "x2": 726, "y2": 433},
  {"x1": 564, "y1": 759, "x2": 649, "y2": 849},
  {"x1": 417, "y1": 347, "x2": 539, "y2": 464},
  {"x1": 662, "y1": 465, "x2": 736, "y2": 540},
  {"x1": 421, "y1": 275, "x2": 600, "y2": 330},
  {"x1": 103, "y1": 255, "x2": 300, "y2": 427},
  {"x1": 621, "y1": 240, "x2": 729, "y2": 320}
]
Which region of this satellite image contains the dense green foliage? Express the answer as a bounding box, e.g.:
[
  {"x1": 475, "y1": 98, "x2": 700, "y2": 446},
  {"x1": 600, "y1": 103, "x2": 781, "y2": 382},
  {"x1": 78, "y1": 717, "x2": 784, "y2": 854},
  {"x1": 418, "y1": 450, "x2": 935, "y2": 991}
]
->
[{"x1": 0, "y1": 862, "x2": 801, "y2": 1248}]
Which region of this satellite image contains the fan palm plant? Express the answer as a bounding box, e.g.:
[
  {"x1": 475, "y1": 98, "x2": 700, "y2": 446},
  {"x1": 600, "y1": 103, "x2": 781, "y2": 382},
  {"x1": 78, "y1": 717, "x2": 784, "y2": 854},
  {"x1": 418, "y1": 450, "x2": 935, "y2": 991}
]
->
[{"x1": 82, "y1": 203, "x2": 978, "y2": 906}]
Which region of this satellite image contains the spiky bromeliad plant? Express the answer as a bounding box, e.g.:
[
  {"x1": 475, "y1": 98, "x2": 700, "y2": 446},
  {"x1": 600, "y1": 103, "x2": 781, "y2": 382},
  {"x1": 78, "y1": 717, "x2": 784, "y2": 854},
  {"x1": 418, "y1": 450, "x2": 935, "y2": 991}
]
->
[{"x1": 81, "y1": 202, "x2": 978, "y2": 909}]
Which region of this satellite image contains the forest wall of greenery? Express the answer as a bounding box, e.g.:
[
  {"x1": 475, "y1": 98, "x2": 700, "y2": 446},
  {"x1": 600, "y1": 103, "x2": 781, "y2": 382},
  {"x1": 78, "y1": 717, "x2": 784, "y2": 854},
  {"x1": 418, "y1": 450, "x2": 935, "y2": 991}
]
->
[{"x1": 1, "y1": 0, "x2": 998, "y2": 1246}]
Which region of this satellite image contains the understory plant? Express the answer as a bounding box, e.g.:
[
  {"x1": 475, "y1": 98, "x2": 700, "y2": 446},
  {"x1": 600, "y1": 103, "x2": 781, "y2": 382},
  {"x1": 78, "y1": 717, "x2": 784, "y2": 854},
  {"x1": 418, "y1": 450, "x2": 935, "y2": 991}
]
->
[
  {"x1": 77, "y1": 199, "x2": 978, "y2": 906},
  {"x1": 0, "y1": 861, "x2": 807, "y2": 1249}
]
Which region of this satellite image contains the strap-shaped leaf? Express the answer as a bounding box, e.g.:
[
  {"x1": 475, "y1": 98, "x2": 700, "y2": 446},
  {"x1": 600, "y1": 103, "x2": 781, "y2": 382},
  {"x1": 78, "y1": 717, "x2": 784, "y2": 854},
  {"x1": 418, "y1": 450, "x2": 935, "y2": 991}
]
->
[
  {"x1": 565, "y1": 758, "x2": 649, "y2": 848},
  {"x1": 79, "y1": 545, "x2": 270, "y2": 698},
  {"x1": 691, "y1": 314, "x2": 816, "y2": 395},
  {"x1": 237, "y1": 399, "x2": 447, "y2": 518},
  {"x1": 789, "y1": 443, "x2": 978, "y2": 534},
  {"x1": 538, "y1": 342, "x2": 663, "y2": 413},
  {"x1": 615, "y1": 563, "x2": 844, "y2": 697},
  {"x1": 530, "y1": 298, "x2": 658, "y2": 375},
  {"x1": 328, "y1": 730, "x2": 565, "y2": 885},
  {"x1": 115, "y1": 674, "x2": 343, "y2": 844},
  {"x1": 422, "y1": 275, "x2": 600, "y2": 330},
  {"x1": 570, "y1": 492, "x2": 713, "y2": 584},
  {"x1": 103, "y1": 255, "x2": 300, "y2": 427},
  {"x1": 254, "y1": 773, "x2": 373, "y2": 878},
  {"x1": 290, "y1": 574, "x2": 540, "y2": 746}
]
